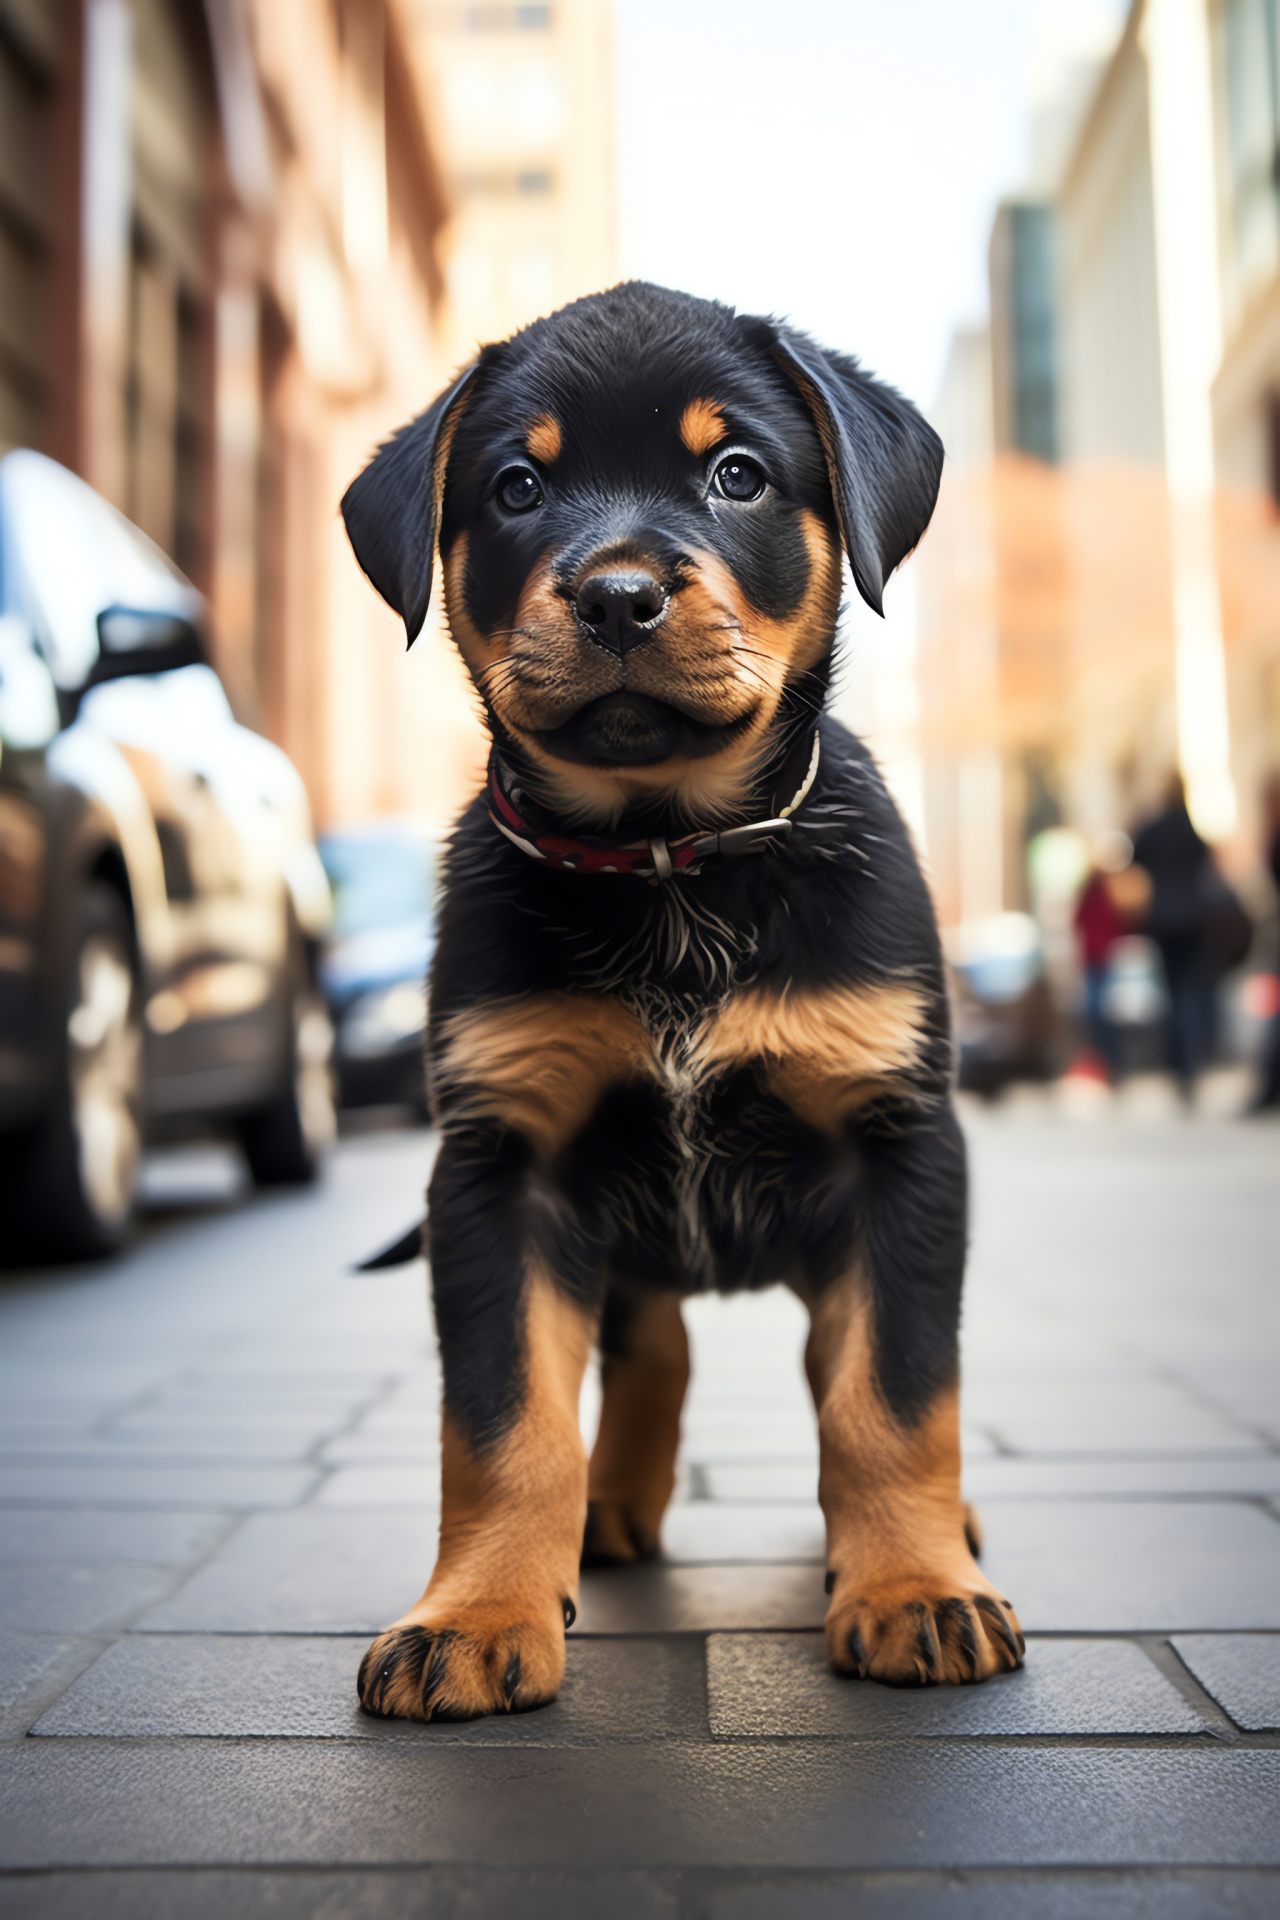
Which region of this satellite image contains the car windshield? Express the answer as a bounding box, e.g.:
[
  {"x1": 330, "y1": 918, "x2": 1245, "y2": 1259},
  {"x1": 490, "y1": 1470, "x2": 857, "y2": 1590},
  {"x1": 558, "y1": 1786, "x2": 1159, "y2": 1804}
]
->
[{"x1": 320, "y1": 831, "x2": 436, "y2": 939}]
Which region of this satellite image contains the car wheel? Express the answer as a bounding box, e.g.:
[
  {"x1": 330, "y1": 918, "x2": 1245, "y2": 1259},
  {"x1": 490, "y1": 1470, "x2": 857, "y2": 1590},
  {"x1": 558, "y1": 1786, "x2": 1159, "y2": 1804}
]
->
[
  {"x1": 1, "y1": 885, "x2": 143, "y2": 1263},
  {"x1": 237, "y1": 978, "x2": 336, "y2": 1186}
]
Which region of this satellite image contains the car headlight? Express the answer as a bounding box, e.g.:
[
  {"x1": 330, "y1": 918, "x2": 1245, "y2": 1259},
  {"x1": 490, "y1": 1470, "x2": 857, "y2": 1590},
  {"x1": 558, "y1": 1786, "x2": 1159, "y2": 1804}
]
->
[{"x1": 339, "y1": 981, "x2": 427, "y2": 1059}]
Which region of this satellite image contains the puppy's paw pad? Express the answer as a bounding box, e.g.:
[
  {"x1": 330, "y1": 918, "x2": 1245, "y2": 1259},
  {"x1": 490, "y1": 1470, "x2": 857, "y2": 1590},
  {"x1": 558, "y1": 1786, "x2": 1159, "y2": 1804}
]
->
[
  {"x1": 356, "y1": 1615, "x2": 564, "y2": 1722},
  {"x1": 827, "y1": 1576, "x2": 1024, "y2": 1687}
]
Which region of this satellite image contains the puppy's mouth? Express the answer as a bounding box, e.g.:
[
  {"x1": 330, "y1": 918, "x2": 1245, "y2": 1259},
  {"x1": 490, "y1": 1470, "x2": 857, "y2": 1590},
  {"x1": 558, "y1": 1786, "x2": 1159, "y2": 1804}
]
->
[{"x1": 534, "y1": 691, "x2": 754, "y2": 767}]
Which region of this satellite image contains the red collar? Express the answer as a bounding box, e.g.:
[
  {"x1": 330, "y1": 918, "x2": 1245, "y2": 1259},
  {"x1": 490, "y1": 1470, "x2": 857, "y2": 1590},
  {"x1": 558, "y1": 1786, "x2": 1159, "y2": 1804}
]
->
[{"x1": 486, "y1": 734, "x2": 820, "y2": 881}]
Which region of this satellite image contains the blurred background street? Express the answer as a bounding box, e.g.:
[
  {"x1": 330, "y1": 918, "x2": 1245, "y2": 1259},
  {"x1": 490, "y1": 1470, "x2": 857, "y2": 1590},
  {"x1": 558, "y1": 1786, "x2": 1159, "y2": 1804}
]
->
[{"x1": 3, "y1": 0, "x2": 1280, "y2": 1907}]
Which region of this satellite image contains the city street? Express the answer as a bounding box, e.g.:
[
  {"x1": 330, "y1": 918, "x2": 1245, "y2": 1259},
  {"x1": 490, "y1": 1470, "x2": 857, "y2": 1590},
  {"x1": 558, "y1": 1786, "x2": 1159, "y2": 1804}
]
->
[{"x1": 0, "y1": 1102, "x2": 1278, "y2": 1915}]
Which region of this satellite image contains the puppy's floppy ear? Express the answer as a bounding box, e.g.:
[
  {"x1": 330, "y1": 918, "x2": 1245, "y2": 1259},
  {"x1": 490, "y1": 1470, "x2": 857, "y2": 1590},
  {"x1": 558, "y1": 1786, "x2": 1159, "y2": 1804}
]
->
[
  {"x1": 749, "y1": 320, "x2": 943, "y2": 617},
  {"x1": 340, "y1": 362, "x2": 478, "y2": 647}
]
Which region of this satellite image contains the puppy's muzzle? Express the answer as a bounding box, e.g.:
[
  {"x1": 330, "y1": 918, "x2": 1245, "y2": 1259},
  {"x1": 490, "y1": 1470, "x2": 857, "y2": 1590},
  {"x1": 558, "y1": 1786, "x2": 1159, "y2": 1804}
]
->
[{"x1": 574, "y1": 571, "x2": 669, "y2": 658}]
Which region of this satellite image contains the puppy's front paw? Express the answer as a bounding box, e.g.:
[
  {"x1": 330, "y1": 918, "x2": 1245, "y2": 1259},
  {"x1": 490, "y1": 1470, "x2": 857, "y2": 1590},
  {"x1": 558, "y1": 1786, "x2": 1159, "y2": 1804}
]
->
[
  {"x1": 357, "y1": 1602, "x2": 571, "y2": 1721},
  {"x1": 826, "y1": 1568, "x2": 1024, "y2": 1687}
]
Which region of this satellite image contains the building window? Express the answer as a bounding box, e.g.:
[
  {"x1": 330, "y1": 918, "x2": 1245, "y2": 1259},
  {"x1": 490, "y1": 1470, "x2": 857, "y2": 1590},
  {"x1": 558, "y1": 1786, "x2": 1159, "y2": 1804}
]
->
[
  {"x1": 990, "y1": 201, "x2": 1059, "y2": 463},
  {"x1": 0, "y1": 8, "x2": 62, "y2": 452},
  {"x1": 1266, "y1": 389, "x2": 1280, "y2": 508},
  {"x1": 465, "y1": 4, "x2": 552, "y2": 30},
  {"x1": 119, "y1": 0, "x2": 215, "y2": 582},
  {"x1": 456, "y1": 168, "x2": 555, "y2": 197},
  {"x1": 1221, "y1": 0, "x2": 1280, "y2": 305}
]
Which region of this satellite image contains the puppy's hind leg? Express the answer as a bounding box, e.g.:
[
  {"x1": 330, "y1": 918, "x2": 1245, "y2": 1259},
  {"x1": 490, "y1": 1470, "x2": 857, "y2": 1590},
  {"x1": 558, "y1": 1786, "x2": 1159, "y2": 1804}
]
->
[{"x1": 583, "y1": 1287, "x2": 689, "y2": 1566}]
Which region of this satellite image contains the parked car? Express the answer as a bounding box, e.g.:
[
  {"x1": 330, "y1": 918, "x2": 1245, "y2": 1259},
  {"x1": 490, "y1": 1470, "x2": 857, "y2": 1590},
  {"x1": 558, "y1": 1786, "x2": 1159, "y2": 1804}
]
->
[
  {"x1": 0, "y1": 450, "x2": 334, "y2": 1262},
  {"x1": 947, "y1": 912, "x2": 1062, "y2": 1096},
  {"x1": 319, "y1": 821, "x2": 436, "y2": 1116}
]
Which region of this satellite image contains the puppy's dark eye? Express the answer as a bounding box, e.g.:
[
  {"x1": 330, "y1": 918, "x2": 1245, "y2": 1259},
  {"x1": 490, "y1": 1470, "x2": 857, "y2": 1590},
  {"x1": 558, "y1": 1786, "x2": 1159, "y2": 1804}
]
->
[
  {"x1": 713, "y1": 456, "x2": 766, "y2": 503},
  {"x1": 496, "y1": 467, "x2": 544, "y2": 514}
]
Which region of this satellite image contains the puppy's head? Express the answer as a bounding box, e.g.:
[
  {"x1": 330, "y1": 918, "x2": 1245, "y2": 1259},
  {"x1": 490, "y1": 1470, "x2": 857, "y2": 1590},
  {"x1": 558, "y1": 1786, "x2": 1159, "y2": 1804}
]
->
[{"x1": 343, "y1": 283, "x2": 942, "y2": 827}]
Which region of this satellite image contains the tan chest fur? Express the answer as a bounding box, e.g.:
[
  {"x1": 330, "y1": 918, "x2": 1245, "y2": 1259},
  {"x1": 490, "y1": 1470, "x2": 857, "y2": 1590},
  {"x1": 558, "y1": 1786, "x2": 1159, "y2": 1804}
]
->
[{"x1": 435, "y1": 981, "x2": 927, "y2": 1162}]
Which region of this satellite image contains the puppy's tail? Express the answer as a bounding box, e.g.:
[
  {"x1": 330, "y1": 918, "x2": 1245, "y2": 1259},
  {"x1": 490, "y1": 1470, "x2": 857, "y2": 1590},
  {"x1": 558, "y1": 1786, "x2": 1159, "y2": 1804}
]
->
[{"x1": 354, "y1": 1219, "x2": 426, "y2": 1271}]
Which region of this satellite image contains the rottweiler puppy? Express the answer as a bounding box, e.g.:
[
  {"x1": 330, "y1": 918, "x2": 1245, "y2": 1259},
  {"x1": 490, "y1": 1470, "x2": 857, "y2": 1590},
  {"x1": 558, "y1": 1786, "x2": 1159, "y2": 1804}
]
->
[{"x1": 341, "y1": 282, "x2": 1024, "y2": 1721}]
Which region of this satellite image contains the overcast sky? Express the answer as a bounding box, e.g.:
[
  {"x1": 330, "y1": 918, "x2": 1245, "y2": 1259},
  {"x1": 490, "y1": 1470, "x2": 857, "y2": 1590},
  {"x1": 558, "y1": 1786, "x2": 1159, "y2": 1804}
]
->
[{"x1": 614, "y1": 0, "x2": 1128, "y2": 409}]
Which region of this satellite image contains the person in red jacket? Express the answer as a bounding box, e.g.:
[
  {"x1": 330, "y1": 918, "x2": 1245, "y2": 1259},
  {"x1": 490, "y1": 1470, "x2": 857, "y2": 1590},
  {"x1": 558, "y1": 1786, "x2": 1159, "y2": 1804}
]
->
[{"x1": 1074, "y1": 830, "x2": 1141, "y2": 1082}]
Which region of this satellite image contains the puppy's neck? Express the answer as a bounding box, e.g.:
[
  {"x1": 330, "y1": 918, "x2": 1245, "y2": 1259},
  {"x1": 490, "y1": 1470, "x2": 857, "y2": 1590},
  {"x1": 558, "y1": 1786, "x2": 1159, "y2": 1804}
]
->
[{"x1": 492, "y1": 683, "x2": 827, "y2": 844}]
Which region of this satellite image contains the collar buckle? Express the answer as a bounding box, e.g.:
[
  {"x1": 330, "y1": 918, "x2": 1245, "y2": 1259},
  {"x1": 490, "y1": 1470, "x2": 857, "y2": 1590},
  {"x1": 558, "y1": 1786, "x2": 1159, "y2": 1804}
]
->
[{"x1": 692, "y1": 817, "x2": 794, "y2": 862}]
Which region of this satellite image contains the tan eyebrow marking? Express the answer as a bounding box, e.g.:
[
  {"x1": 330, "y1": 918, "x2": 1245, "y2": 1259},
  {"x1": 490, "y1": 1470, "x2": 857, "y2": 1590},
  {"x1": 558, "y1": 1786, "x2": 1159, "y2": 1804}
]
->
[
  {"x1": 679, "y1": 399, "x2": 727, "y2": 458},
  {"x1": 526, "y1": 413, "x2": 562, "y2": 465}
]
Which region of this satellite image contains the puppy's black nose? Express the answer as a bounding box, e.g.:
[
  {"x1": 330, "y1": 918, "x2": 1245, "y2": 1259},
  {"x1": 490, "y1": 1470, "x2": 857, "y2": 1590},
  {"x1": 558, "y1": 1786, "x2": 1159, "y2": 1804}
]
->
[{"x1": 573, "y1": 571, "x2": 667, "y2": 656}]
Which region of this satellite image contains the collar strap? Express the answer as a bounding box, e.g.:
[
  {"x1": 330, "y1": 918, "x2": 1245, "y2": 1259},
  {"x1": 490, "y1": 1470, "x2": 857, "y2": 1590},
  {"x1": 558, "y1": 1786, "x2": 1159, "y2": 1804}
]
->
[{"x1": 488, "y1": 730, "x2": 820, "y2": 882}]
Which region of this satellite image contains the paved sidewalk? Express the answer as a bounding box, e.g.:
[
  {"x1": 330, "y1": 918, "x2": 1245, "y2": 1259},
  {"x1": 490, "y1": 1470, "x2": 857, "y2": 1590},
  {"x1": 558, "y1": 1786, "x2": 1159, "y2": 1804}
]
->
[{"x1": 0, "y1": 1108, "x2": 1278, "y2": 1915}]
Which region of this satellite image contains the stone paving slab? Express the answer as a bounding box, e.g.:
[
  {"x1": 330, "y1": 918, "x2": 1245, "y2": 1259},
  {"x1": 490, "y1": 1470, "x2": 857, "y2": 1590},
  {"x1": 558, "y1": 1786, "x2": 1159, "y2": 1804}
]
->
[
  {"x1": 134, "y1": 1516, "x2": 827, "y2": 1635},
  {"x1": 2, "y1": 1745, "x2": 1279, "y2": 1870},
  {"x1": 696, "y1": 1454, "x2": 1280, "y2": 1507},
  {"x1": 0, "y1": 1564, "x2": 175, "y2": 1636},
  {"x1": 660, "y1": 1504, "x2": 824, "y2": 1564},
  {"x1": 0, "y1": 1373, "x2": 172, "y2": 1423},
  {"x1": 1, "y1": 1442, "x2": 323, "y2": 1471},
  {"x1": 3, "y1": 1868, "x2": 1280, "y2": 1920},
  {"x1": 1171, "y1": 1635, "x2": 1280, "y2": 1731},
  {"x1": 0, "y1": 1422, "x2": 97, "y2": 1449},
  {"x1": 677, "y1": 1418, "x2": 818, "y2": 1463},
  {"x1": 133, "y1": 1499, "x2": 1280, "y2": 1637},
  {"x1": 31, "y1": 1635, "x2": 709, "y2": 1744},
  {"x1": 0, "y1": 1466, "x2": 318, "y2": 1510},
  {"x1": 698, "y1": 1868, "x2": 1280, "y2": 1919},
  {"x1": 706, "y1": 1635, "x2": 1209, "y2": 1738},
  {"x1": 349, "y1": 1377, "x2": 439, "y2": 1410},
  {"x1": 975, "y1": 1500, "x2": 1280, "y2": 1631},
  {"x1": 0, "y1": 1867, "x2": 679, "y2": 1920},
  {"x1": 80, "y1": 1421, "x2": 341, "y2": 1461},
  {"x1": 0, "y1": 1631, "x2": 96, "y2": 1716},
  {"x1": 1176, "y1": 1377, "x2": 1280, "y2": 1446},
  {"x1": 962, "y1": 1457, "x2": 1280, "y2": 1501},
  {"x1": 314, "y1": 1467, "x2": 440, "y2": 1508},
  {"x1": 0, "y1": 1639, "x2": 109, "y2": 1744},
  {"x1": 575, "y1": 1566, "x2": 825, "y2": 1633},
  {"x1": 133, "y1": 1393, "x2": 375, "y2": 1428},
  {"x1": 135, "y1": 1511, "x2": 439, "y2": 1634},
  {"x1": 179, "y1": 1368, "x2": 401, "y2": 1392},
  {"x1": 701, "y1": 1464, "x2": 820, "y2": 1503},
  {"x1": 961, "y1": 1378, "x2": 1257, "y2": 1454},
  {"x1": 694, "y1": 1451, "x2": 993, "y2": 1498},
  {"x1": 319, "y1": 1429, "x2": 438, "y2": 1467},
  {"x1": 165, "y1": 1378, "x2": 409, "y2": 1407},
  {"x1": 0, "y1": 1511, "x2": 225, "y2": 1566}
]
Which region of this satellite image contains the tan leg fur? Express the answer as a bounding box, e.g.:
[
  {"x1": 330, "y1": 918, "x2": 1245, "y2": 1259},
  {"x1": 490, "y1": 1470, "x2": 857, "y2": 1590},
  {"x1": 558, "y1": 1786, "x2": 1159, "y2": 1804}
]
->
[
  {"x1": 584, "y1": 1293, "x2": 690, "y2": 1563},
  {"x1": 358, "y1": 1269, "x2": 592, "y2": 1720},
  {"x1": 804, "y1": 1276, "x2": 1024, "y2": 1686}
]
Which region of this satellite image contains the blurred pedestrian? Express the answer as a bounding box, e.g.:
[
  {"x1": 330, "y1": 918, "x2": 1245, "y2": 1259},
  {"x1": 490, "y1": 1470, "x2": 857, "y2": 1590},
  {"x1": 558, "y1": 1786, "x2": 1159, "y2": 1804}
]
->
[
  {"x1": 1252, "y1": 773, "x2": 1280, "y2": 1111},
  {"x1": 1073, "y1": 829, "x2": 1142, "y2": 1081},
  {"x1": 1133, "y1": 774, "x2": 1250, "y2": 1094}
]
